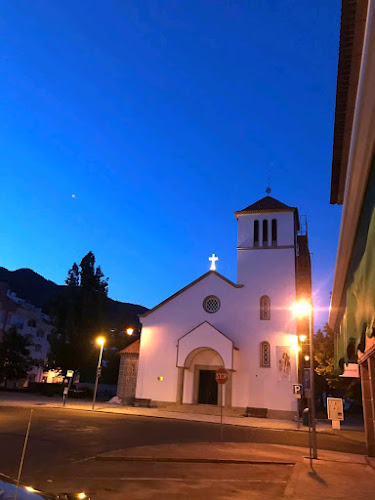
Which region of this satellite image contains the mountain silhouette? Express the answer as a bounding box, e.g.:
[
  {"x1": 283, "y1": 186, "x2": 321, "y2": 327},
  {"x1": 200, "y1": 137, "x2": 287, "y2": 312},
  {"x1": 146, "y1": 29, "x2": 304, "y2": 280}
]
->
[{"x1": 0, "y1": 267, "x2": 147, "y2": 328}]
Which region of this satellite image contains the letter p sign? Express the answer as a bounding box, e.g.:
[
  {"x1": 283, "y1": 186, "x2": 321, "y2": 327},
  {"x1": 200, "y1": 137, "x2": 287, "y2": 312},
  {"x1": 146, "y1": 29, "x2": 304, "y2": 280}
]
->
[{"x1": 293, "y1": 384, "x2": 303, "y2": 399}]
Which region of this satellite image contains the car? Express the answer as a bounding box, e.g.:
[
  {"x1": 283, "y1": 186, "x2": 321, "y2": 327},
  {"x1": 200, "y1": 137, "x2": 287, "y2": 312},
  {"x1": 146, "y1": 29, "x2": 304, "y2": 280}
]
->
[{"x1": 0, "y1": 473, "x2": 90, "y2": 500}]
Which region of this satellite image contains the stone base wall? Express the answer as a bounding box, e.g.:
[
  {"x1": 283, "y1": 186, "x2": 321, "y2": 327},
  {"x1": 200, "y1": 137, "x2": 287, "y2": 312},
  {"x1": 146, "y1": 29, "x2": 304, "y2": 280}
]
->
[{"x1": 117, "y1": 352, "x2": 139, "y2": 402}]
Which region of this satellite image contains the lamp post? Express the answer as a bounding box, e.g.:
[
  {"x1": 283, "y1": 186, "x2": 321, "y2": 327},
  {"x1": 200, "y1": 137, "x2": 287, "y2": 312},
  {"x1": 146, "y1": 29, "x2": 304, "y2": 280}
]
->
[
  {"x1": 293, "y1": 301, "x2": 317, "y2": 461},
  {"x1": 92, "y1": 336, "x2": 106, "y2": 410}
]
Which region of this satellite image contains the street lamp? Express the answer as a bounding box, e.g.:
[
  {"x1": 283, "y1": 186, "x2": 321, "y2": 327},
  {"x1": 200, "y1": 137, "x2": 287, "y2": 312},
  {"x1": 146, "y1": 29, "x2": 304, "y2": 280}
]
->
[
  {"x1": 126, "y1": 327, "x2": 134, "y2": 336},
  {"x1": 292, "y1": 300, "x2": 317, "y2": 461},
  {"x1": 92, "y1": 336, "x2": 106, "y2": 410}
]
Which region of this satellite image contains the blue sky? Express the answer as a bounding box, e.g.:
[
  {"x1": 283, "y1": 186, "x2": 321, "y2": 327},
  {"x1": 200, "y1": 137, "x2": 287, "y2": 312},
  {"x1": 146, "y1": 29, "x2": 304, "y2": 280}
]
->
[{"x1": 0, "y1": 1, "x2": 341, "y2": 327}]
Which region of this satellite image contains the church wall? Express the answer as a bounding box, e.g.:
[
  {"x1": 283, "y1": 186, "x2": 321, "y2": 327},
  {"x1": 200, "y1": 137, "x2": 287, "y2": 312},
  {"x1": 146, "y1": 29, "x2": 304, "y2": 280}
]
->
[
  {"x1": 136, "y1": 206, "x2": 301, "y2": 416},
  {"x1": 136, "y1": 273, "x2": 241, "y2": 402},
  {"x1": 233, "y1": 244, "x2": 298, "y2": 413}
]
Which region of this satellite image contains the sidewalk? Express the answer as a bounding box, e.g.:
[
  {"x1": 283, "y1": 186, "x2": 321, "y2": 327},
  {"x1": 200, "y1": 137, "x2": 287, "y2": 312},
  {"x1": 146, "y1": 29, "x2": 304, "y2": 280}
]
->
[
  {"x1": 55, "y1": 442, "x2": 375, "y2": 500},
  {"x1": 0, "y1": 392, "x2": 365, "y2": 443},
  {"x1": 92, "y1": 442, "x2": 375, "y2": 499}
]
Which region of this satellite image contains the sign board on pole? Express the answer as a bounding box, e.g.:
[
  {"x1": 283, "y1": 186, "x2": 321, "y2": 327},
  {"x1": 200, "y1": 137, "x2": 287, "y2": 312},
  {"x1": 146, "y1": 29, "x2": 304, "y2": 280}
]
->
[
  {"x1": 327, "y1": 397, "x2": 344, "y2": 421},
  {"x1": 293, "y1": 384, "x2": 303, "y2": 399},
  {"x1": 216, "y1": 368, "x2": 229, "y2": 385},
  {"x1": 303, "y1": 368, "x2": 310, "y2": 390},
  {"x1": 66, "y1": 370, "x2": 74, "y2": 378}
]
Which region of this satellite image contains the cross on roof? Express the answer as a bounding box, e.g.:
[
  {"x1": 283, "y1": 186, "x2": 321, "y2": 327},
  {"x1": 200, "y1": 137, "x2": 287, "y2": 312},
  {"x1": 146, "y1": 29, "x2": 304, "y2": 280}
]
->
[{"x1": 209, "y1": 253, "x2": 218, "y2": 271}]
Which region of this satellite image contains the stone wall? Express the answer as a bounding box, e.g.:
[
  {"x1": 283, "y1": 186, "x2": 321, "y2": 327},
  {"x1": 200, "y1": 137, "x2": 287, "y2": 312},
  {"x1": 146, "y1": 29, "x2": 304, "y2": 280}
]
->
[{"x1": 117, "y1": 352, "x2": 139, "y2": 403}]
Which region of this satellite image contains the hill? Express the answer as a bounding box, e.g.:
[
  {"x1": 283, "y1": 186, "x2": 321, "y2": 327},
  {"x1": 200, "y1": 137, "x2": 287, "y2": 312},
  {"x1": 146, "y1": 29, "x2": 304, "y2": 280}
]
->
[{"x1": 0, "y1": 267, "x2": 147, "y2": 328}]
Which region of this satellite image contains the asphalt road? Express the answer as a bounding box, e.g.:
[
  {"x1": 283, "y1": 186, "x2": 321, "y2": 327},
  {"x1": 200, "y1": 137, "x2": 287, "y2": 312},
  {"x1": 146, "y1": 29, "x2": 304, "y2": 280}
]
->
[{"x1": 0, "y1": 406, "x2": 366, "y2": 499}]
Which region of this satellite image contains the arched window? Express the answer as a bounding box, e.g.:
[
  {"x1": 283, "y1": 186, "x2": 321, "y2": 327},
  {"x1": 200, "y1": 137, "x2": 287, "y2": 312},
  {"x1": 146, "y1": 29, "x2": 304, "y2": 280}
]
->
[
  {"x1": 262, "y1": 220, "x2": 268, "y2": 246},
  {"x1": 260, "y1": 295, "x2": 271, "y2": 320},
  {"x1": 253, "y1": 220, "x2": 259, "y2": 247},
  {"x1": 260, "y1": 341, "x2": 271, "y2": 367},
  {"x1": 271, "y1": 219, "x2": 277, "y2": 246}
]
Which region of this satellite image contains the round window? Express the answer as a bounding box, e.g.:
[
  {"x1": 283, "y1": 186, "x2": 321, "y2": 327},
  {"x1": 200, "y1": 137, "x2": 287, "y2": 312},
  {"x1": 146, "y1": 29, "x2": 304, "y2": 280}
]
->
[{"x1": 203, "y1": 295, "x2": 221, "y2": 313}]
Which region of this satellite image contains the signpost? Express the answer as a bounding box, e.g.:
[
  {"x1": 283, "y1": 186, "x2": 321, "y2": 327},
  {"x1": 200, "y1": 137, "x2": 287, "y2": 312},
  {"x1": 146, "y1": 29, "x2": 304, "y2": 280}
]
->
[
  {"x1": 327, "y1": 397, "x2": 344, "y2": 430},
  {"x1": 293, "y1": 384, "x2": 303, "y2": 399},
  {"x1": 62, "y1": 369, "x2": 74, "y2": 407},
  {"x1": 216, "y1": 368, "x2": 228, "y2": 441}
]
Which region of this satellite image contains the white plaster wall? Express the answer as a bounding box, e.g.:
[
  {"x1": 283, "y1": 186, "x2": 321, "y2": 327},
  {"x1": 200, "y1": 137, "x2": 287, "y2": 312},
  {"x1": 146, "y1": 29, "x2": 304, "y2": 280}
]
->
[
  {"x1": 136, "y1": 273, "x2": 241, "y2": 402},
  {"x1": 177, "y1": 322, "x2": 233, "y2": 369}
]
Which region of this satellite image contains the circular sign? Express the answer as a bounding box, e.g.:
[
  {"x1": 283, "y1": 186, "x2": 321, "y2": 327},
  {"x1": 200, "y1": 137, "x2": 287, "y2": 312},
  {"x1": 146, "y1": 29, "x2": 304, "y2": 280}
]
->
[{"x1": 216, "y1": 367, "x2": 229, "y2": 384}]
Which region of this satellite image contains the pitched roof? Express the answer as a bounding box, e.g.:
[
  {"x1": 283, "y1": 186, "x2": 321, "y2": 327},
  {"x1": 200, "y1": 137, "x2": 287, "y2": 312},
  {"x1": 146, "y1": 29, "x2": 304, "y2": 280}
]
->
[
  {"x1": 234, "y1": 195, "x2": 300, "y2": 230},
  {"x1": 139, "y1": 270, "x2": 243, "y2": 318},
  {"x1": 235, "y1": 196, "x2": 295, "y2": 215},
  {"x1": 119, "y1": 339, "x2": 140, "y2": 354}
]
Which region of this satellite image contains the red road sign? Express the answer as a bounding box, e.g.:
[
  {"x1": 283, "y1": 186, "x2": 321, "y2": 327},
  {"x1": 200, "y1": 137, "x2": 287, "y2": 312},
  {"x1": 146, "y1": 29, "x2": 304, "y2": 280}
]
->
[{"x1": 216, "y1": 367, "x2": 229, "y2": 384}]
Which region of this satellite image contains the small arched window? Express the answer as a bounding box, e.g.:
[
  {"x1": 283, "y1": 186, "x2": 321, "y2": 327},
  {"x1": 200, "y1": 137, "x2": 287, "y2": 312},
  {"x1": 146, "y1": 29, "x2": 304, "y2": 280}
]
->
[
  {"x1": 271, "y1": 219, "x2": 277, "y2": 246},
  {"x1": 260, "y1": 341, "x2": 271, "y2": 367},
  {"x1": 260, "y1": 295, "x2": 271, "y2": 320},
  {"x1": 262, "y1": 220, "x2": 268, "y2": 246},
  {"x1": 253, "y1": 220, "x2": 259, "y2": 247}
]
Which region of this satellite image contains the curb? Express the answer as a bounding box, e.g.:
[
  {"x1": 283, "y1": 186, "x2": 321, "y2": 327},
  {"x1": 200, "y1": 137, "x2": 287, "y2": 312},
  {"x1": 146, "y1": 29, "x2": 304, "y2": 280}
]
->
[{"x1": 95, "y1": 455, "x2": 296, "y2": 465}]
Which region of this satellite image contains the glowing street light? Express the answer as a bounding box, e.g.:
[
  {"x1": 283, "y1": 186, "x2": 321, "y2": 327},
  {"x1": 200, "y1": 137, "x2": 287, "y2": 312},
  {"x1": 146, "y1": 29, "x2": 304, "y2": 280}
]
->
[
  {"x1": 126, "y1": 328, "x2": 134, "y2": 336},
  {"x1": 304, "y1": 355, "x2": 310, "y2": 362},
  {"x1": 299, "y1": 334, "x2": 307, "y2": 343},
  {"x1": 92, "y1": 336, "x2": 106, "y2": 410},
  {"x1": 292, "y1": 300, "x2": 317, "y2": 462}
]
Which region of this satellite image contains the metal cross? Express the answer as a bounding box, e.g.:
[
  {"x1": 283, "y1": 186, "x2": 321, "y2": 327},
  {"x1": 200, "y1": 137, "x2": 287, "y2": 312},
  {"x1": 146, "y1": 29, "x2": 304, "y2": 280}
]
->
[{"x1": 209, "y1": 253, "x2": 219, "y2": 271}]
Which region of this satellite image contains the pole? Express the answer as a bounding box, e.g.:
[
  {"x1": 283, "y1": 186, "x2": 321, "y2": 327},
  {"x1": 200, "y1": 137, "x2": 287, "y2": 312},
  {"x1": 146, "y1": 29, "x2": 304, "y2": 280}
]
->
[
  {"x1": 14, "y1": 409, "x2": 33, "y2": 500},
  {"x1": 63, "y1": 375, "x2": 73, "y2": 407},
  {"x1": 220, "y1": 384, "x2": 223, "y2": 442},
  {"x1": 309, "y1": 309, "x2": 317, "y2": 459},
  {"x1": 92, "y1": 343, "x2": 104, "y2": 410}
]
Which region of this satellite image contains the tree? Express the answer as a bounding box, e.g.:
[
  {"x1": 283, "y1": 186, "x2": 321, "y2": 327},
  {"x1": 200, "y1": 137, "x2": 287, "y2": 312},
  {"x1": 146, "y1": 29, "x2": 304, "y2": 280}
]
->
[
  {"x1": 48, "y1": 252, "x2": 109, "y2": 378},
  {"x1": 0, "y1": 326, "x2": 34, "y2": 387},
  {"x1": 314, "y1": 323, "x2": 361, "y2": 402}
]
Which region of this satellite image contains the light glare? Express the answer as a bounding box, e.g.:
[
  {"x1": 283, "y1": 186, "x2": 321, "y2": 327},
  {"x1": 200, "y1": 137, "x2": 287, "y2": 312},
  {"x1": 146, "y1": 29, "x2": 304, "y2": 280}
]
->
[
  {"x1": 292, "y1": 301, "x2": 312, "y2": 318},
  {"x1": 96, "y1": 336, "x2": 106, "y2": 346},
  {"x1": 126, "y1": 328, "x2": 134, "y2": 336}
]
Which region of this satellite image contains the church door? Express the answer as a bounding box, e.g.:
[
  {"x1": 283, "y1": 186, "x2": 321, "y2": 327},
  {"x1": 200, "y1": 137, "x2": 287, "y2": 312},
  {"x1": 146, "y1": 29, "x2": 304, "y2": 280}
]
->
[{"x1": 198, "y1": 370, "x2": 218, "y2": 405}]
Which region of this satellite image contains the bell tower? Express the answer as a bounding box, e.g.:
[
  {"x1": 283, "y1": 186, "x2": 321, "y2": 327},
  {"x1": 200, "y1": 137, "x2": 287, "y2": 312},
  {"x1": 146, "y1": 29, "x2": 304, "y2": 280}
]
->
[{"x1": 234, "y1": 192, "x2": 299, "y2": 286}]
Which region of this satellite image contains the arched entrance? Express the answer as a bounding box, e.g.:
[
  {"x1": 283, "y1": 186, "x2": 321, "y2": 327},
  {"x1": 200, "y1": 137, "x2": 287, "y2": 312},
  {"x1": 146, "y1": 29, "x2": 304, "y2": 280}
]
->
[{"x1": 177, "y1": 347, "x2": 232, "y2": 406}]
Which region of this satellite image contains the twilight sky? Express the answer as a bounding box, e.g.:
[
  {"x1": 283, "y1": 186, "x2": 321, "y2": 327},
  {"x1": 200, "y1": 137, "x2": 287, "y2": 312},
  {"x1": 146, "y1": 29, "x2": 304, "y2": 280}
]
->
[{"x1": 1, "y1": 1, "x2": 342, "y2": 328}]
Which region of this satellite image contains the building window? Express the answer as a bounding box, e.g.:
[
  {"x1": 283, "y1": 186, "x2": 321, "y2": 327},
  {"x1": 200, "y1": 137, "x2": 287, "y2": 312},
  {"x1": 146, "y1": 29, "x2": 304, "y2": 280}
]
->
[
  {"x1": 260, "y1": 295, "x2": 271, "y2": 320},
  {"x1": 203, "y1": 295, "x2": 221, "y2": 313},
  {"x1": 254, "y1": 220, "x2": 259, "y2": 247},
  {"x1": 260, "y1": 341, "x2": 271, "y2": 367},
  {"x1": 262, "y1": 220, "x2": 268, "y2": 246},
  {"x1": 271, "y1": 219, "x2": 277, "y2": 246}
]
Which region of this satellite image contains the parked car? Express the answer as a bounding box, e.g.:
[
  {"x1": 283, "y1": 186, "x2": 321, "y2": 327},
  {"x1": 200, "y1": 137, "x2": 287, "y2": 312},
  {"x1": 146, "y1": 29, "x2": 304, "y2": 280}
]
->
[{"x1": 0, "y1": 473, "x2": 90, "y2": 500}]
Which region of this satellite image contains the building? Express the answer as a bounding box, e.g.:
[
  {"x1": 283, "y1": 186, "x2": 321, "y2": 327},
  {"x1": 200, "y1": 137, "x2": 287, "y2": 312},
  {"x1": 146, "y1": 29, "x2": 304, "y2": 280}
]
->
[
  {"x1": 0, "y1": 282, "x2": 53, "y2": 385},
  {"x1": 118, "y1": 193, "x2": 312, "y2": 419},
  {"x1": 329, "y1": 0, "x2": 375, "y2": 455}
]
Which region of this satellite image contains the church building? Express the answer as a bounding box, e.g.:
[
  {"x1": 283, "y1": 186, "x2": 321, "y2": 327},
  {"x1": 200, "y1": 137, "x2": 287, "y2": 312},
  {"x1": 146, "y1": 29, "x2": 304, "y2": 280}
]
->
[{"x1": 118, "y1": 193, "x2": 312, "y2": 419}]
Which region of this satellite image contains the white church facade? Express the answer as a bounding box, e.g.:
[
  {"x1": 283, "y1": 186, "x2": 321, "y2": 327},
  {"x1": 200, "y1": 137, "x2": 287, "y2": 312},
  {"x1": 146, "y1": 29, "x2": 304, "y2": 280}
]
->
[{"x1": 118, "y1": 194, "x2": 312, "y2": 419}]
